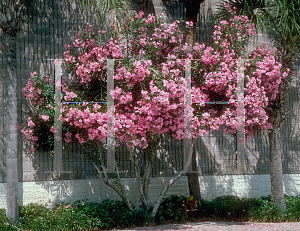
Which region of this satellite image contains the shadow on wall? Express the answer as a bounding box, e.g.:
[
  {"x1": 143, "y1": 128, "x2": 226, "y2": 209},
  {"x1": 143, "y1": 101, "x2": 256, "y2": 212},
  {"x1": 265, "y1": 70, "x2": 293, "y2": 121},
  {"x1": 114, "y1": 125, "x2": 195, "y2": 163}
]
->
[{"x1": 18, "y1": 0, "x2": 102, "y2": 207}]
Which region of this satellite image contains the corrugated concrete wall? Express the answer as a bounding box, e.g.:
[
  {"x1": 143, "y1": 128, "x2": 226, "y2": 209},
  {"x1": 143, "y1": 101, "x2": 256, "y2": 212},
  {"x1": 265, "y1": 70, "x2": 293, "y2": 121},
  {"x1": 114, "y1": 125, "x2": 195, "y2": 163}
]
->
[{"x1": 1, "y1": 0, "x2": 300, "y2": 179}]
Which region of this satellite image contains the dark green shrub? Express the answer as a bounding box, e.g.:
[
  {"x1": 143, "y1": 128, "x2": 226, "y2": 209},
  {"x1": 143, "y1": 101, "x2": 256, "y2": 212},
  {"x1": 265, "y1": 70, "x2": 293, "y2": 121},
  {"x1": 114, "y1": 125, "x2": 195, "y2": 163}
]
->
[
  {"x1": 248, "y1": 199, "x2": 282, "y2": 222},
  {"x1": 199, "y1": 196, "x2": 259, "y2": 220},
  {"x1": 260, "y1": 195, "x2": 271, "y2": 201},
  {"x1": 215, "y1": 196, "x2": 251, "y2": 219},
  {"x1": 155, "y1": 195, "x2": 188, "y2": 223},
  {"x1": 212, "y1": 195, "x2": 247, "y2": 219},
  {"x1": 133, "y1": 208, "x2": 155, "y2": 227},
  {"x1": 198, "y1": 199, "x2": 215, "y2": 217},
  {"x1": 73, "y1": 199, "x2": 136, "y2": 228},
  {"x1": 19, "y1": 203, "x2": 49, "y2": 218},
  {"x1": 100, "y1": 199, "x2": 136, "y2": 227}
]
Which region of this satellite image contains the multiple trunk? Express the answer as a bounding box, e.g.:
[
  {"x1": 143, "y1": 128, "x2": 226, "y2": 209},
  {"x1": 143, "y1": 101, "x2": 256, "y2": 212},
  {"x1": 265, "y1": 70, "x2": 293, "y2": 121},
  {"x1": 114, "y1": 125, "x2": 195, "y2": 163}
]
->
[{"x1": 92, "y1": 138, "x2": 195, "y2": 218}]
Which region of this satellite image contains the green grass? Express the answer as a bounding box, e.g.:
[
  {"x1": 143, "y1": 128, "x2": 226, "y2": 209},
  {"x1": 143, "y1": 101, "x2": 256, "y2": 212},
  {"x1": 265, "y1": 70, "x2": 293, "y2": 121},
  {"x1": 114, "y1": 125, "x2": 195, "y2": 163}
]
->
[{"x1": 1, "y1": 195, "x2": 300, "y2": 230}]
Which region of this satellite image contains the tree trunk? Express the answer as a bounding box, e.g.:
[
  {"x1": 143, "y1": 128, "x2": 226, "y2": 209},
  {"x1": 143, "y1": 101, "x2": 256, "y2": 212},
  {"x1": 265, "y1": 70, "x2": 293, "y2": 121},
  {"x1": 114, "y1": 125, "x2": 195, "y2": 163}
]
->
[
  {"x1": 4, "y1": 31, "x2": 19, "y2": 224},
  {"x1": 152, "y1": 0, "x2": 171, "y2": 23},
  {"x1": 268, "y1": 126, "x2": 286, "y2": 211},
  {"x1": 186, "y1": 145, "x2": 201, "y2": 205},
  {"x1": 183, "y1": 0, "x2": 204, "y2": 206},
  {"x1": 150, "y1": 140, "x2": 195, "y2": 218},
  {"x1": 184, "y1": 0, "x2": 204, "y2": 45}
]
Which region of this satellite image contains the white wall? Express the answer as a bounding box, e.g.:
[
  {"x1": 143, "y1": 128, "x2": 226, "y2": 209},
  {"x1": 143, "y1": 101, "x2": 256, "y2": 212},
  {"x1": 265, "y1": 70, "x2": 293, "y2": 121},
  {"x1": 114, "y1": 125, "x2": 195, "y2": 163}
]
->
[{"x1": 1, "y1": 174, "x2": 300, "y2": 209}]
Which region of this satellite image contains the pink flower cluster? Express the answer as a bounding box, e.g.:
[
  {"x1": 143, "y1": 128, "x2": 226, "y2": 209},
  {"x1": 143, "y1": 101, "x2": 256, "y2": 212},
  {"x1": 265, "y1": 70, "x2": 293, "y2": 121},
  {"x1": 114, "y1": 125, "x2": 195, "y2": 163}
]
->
[
  {"x1": 22, "y1": 72, "x2": 45, "y2": 109},
  {"x1": 64, "y1": 25, "x2": 126, "y2": 85}
]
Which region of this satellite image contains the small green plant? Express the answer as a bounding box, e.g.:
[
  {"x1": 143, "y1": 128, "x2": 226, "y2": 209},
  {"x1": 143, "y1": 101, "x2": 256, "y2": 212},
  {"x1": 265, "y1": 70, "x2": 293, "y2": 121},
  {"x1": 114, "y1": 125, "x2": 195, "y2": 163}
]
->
[
  {"x1": 282, "y1": 195, "x2": 300, "y2": 222},
  {"x1": 73, "y1": 199, "x2": 108, "y2": 228},
  {"x1": 19, "y1": 203, "x2": 49, "y2": 230},
  {"x1": 0, "y1": 208, "x2": 18, "y2": 230}
]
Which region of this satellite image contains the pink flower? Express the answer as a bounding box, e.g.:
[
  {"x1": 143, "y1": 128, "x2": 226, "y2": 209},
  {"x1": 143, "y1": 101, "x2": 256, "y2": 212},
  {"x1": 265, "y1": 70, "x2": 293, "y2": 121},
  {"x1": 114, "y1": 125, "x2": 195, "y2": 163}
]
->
[
  {"x1": 40, "y1": 114, "x2": 49, "y2": 121},
  {"x1": 30, "y1": 147, "x2": 35, "y2": 152},
  {"x1": 64, "y1": 137, "x2": 71, "y2": 143},
  {"x1": 32, "y1": 136, "x2": 38, "y2": 142},
  {"x1": 28, "y1": 119, "x2": 35, "y2": 127},
  {"x1": 75, "y1": 133, "x2": 86, "y2": 144},
  {"x1": 50, "y1": 126, "x2": 55, "y2": 133},
  {"x1": 186, "y1": 21, "x2": 193, "y2": 27},
  {"x1": 65, "y1": 131, "x2": 72, "y2": 138},
  {"x1": 135, "y1": 10, "x2": 144, "y2": 19}
]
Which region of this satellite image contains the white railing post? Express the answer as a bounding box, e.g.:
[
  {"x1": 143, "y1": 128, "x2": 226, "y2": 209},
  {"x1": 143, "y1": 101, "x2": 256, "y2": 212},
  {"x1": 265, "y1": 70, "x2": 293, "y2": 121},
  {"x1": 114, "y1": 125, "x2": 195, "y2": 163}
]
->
[
  {"x1": 45, "y1": 59, "x2": 70, "y2": 177},
  {"x1": 236, "y1": 59, "x2": 246, "y2": 174},
  {"x1": 107, "y1": 59, "x2": 116, "y2": 173},
  {"x1": 53, "y1": 59, "x2": 63, "y2": 175}
]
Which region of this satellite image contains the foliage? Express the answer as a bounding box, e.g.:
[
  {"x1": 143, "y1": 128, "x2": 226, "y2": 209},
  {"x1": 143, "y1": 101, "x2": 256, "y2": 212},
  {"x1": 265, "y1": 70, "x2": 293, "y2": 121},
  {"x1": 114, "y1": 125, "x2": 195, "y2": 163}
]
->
[
  {"x1": 215, "y1": 0, "x2": 268, "y2": 27},
  {"x1": 19, "y1": 203, "x2": 49, "y2": 221},
  {"x1": 79, "y1": 0, "x2": 133, "y2": 35},
  {"x1": 19, "y1": 72, "x2": 72, "y2": 152},
  {"x1": 19, "y1": 72, "x2": 54, "y2": 152},
  {"x1": 133, "y1": 207, "x2": 155, "y2": 227}
]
